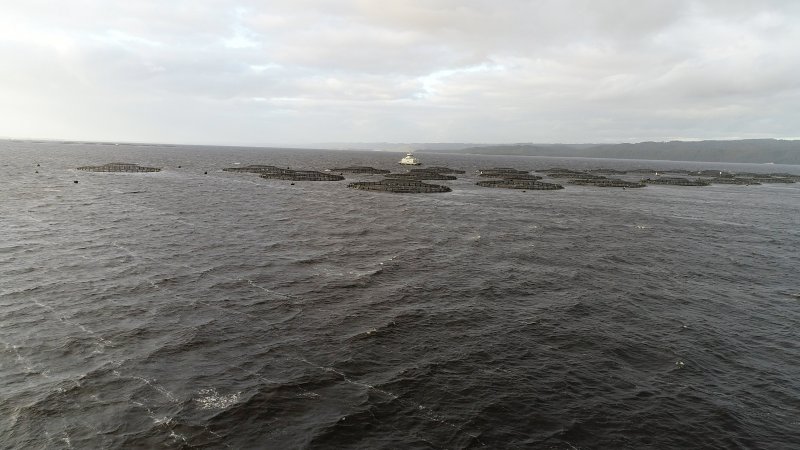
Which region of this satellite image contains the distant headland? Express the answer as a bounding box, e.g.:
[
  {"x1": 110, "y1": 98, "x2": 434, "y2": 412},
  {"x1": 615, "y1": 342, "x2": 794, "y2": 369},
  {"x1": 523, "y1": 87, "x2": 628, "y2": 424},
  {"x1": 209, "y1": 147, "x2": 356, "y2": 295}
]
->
[{"x1": 419, "y1": 139, "x2": 800, "y2": 165}]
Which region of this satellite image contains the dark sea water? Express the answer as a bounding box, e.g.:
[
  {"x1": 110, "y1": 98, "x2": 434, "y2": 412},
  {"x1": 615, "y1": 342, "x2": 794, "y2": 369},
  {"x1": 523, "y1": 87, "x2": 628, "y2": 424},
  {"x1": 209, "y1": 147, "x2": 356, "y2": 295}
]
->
[{"x1": 2, "y1": 141, "x2": 799, "y2": 449}]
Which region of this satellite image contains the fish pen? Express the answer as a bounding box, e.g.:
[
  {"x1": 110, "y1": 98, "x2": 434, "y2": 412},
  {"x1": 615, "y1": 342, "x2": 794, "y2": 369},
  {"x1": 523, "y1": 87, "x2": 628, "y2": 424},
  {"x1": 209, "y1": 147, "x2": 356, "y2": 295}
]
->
[
  {"x1": 709, "y1": 178, "x2": 761, "y2": 185},
  {"x1": 569, "y1": 178, "x2": 646, "y2": 188},
  {"x1": 385, "y1": 172, "x2": 458, "y2": 181},
  {"x1": 328, "y1": 166, "x2": 390, "y2": 174},
  {"x1": 750, "y1": 177, "x2": 796, "y2": 184},
  {"x1": 477, "y1": 180, "x2": 564, "y2": 190},
  {"x1": 478, "y1": 168, "x2": 530, "y2": 177},
  {"x1": 348, "y1": 179, "x2": 452, "y2": 193},
  {"x1": 588, "y1": 168, "x2": 628, "y2": 175},
  {"x1": 642, "y1": 177, "x2": 711, "y2": 186},
  {"x1": 260, "y1": 170, "x2": 345, "y2": 181},
  {"x1": 76, "y1": 163, "x2": 161, "y2": 172},
  {"x1": 412, "y1": 167, "x2": 466, "y2": 174},
  {"x1": 545, "y1": 171, "x2": 606, "y2": 179},
  {"x1": 497, "y1": 174, "x2": 542, "y2": 180},
  {"x1": 223, "y1": 165, "x2": 291, "y2": 174}
]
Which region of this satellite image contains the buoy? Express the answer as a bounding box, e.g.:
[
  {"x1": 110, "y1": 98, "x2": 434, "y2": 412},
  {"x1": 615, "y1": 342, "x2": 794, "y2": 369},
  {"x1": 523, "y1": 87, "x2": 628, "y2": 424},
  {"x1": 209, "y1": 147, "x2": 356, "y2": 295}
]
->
[
  {"x1": 36, "y1": 163, "x2": 40, "y2": 167},
  {"x1": 74, "y1": 180, "x2": 79, "y2": 184},
  {"x1": 204, "y1": 171, "x2": 207, "y2": 174},
  {"x1": 290, "y1": 182, "x2": 295, "y2": 185},
  {"x1": 35, "y1": 170, "x2": 38, "y2": 174},
  {"x1": 178, "y1": 165, "x2": 182, "y2": 168}
]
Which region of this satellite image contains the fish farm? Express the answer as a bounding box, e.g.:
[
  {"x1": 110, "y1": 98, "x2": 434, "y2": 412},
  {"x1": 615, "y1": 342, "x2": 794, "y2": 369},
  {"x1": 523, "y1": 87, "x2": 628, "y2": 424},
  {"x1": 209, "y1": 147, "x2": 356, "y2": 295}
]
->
[
  {"x1": 260, "y1": 170, "x2": 345, "y2": 181},
  {"x1": 76, "y1": 163, "x2": 161, "y2": 172},
  {"x1": 477, "y1": 180, "x2": 564, "y2": 190},
  {"x1": 328, "y1": 166, "x2": 390, "y2": 174},
  {"x1": 348, "y1": 179, "x2": 452, "y2": 193}
]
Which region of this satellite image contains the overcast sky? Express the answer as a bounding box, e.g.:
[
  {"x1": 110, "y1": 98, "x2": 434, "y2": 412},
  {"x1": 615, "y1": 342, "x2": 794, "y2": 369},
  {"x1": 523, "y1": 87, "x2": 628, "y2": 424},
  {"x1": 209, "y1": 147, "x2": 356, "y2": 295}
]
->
[{"x1": 2, "y1": 0, "x2": 799, "y2": 145}]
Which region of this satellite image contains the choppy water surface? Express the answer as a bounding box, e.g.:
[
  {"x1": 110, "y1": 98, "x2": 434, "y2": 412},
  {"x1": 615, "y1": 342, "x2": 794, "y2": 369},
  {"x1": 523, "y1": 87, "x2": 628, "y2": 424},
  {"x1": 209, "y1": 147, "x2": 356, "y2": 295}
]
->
[{"x1": 2, "y1": 141, "x2": 799, "y2": 449}]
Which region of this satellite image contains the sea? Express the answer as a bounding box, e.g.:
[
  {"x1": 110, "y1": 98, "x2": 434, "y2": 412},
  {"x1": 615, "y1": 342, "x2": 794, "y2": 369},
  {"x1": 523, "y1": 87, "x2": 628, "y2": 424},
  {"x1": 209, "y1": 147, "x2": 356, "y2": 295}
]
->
[{"x1": 1, "y1": 140, "x2": 799, "y2": 449}]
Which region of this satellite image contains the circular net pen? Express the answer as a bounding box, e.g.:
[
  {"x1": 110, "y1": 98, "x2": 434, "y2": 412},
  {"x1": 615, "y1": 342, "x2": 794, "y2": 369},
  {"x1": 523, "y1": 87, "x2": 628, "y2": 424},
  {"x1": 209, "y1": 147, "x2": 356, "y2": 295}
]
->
[
  {"x1": 544, "y1": 171, "x2": 606, "y2": 179},
  {"x1": 411, "y1": 167, "x2": 466, "y2": 174},
  {"x1": 478, "y1": 168, "x2": 530, "y2": 177},
  {"x1": 750, "y1": 177, "x2": 796, "y2": 184},
  {"x1": 588, "y1": 168, "x2": 628, "y2": 175},
  {"x1": 260, "y1": 170, "x2": 345, "y2": 181},
  {"x1": 497, "y1": 174, "x2": 542, "y2": 180},
  {"x1": 328, "y1": 166, "x2": 390, "y2": 174},
  {"x1": 569, "y1": 178, "x2": 646, "y2": 188},
  {"x1": 77, "y1": 163, "x2": 161, "y2": 172},
  {"x1": 707, "y1": 178, "x2": 761, "y2": 185},
  {"x1": 223, "y1": 165, "x2": 291, "y2": 174},
  {"x1": 385, "y1": 172, "x2": 458, "y2": 181},
  {"x1": 641, "y1": 177, "x2": 711, "y2": 186},
  {"x1": 348, "y1": 179, "x2": 452, "y2": 193},
  {"x1": 477, "y1": 180, "x2": 564, "y2": 190}
]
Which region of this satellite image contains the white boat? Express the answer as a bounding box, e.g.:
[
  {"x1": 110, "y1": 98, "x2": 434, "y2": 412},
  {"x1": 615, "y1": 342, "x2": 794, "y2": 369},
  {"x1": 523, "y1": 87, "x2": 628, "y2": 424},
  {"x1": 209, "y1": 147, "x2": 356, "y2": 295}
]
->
[{"x1": 399, "y1": 153, "x2": 421, "y2": 165}]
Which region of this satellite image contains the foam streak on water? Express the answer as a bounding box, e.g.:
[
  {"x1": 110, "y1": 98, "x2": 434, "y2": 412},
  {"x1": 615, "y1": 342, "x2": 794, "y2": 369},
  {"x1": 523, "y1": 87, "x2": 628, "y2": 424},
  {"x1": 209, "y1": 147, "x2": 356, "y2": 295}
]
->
[{"x1": 1, "y1": 141, "x2": 799, "y2": 448}]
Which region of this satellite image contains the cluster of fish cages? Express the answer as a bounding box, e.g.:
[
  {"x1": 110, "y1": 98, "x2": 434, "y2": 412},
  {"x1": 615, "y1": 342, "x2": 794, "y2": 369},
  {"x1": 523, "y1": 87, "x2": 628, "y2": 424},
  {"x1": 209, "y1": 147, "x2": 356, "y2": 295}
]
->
[
  {"x1": 328, "y1": 166, "x2": 390, "y2": 174},
  {"x1": 642, "y1": 177, "x2": 711, "y2": 186},
  {"x1": 260, "y1": 170, "x2": 344, "y2": 181},
  {"x1": 385, "y1": 172, "x2": 458, "y2": 181},
  {"x1": 569, "y1": 178, "x2": 646, "y2": 188},
  {"x1": 477, "y1": 179, "x2": 564, "y2": 190},
  {"x1": 77, "y1": 163, "x2": 160, "y2": 172},
  {"x1": 348, "y1": 179, "x2": 452, "y2": 193}
]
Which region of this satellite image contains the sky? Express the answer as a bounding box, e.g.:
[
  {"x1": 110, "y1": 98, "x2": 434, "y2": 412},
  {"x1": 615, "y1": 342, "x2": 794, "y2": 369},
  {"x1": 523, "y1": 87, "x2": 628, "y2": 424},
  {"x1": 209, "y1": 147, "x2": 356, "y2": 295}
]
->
[{"x1": 2, "y1": 0, "x2": 799, "y2": 145}]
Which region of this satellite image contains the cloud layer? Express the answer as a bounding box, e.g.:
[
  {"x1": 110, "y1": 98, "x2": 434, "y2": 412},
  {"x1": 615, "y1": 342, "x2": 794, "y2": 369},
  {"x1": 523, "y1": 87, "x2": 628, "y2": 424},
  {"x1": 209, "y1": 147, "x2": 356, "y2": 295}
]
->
[{"x1": 2, "y1": 0, "x2": 799, "y2": 144}]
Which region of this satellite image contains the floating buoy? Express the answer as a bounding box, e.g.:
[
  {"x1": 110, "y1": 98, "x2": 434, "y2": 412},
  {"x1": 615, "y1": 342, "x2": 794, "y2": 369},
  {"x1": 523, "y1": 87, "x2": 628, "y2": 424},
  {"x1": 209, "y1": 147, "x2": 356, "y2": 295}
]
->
[
  {"x1": 35, "y1": 170, "x2": 38, "y2": 174},
  {"x1": 36, "y1": 163, "x2": 40, "y2": 167},
  {"x1": 74, "y1": 180, "x2": 79, "y2": 184},
  {"x1": 204, "y1": 171, "x2": 207, "y2": 174},
  {"x1": 178, "y1": 165, "x2": 182, "y2": 168},
  {"x1": 290, "y1": 183, "x2": 295, "y2": 185}
]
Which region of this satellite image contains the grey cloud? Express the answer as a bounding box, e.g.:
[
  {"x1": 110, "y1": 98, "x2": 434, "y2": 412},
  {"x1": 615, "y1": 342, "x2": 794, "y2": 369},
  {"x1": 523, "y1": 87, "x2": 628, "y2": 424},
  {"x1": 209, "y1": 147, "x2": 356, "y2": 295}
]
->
[{"x1": 1, "y1": 0, "x2": 799, "y2": 143}]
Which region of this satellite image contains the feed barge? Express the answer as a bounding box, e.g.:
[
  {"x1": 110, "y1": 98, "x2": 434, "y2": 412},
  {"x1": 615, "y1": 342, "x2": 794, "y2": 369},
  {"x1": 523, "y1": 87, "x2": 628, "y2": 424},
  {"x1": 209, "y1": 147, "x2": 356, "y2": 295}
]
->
[
  {"x1": 569, "y1": 178, "x2": 645, "y2": 188},
  {"x1": 77, "y1": 163, "x2": 160, "y2": 172},
  {"x1": 348, "y1": 179, "x2": 451, "y2": 193},
  {"x1": 477, "y1": 180, "x2": 564, "y2": 190},
  {"x1": 642, "y1": 177, "x2": 710, "y2": 186},
  {"x1": 260, "y1": 170, "x2": 344, "y2": 181},
  {"x1": 328, "y1": 166, "x2": 390, "y2": 174}
]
